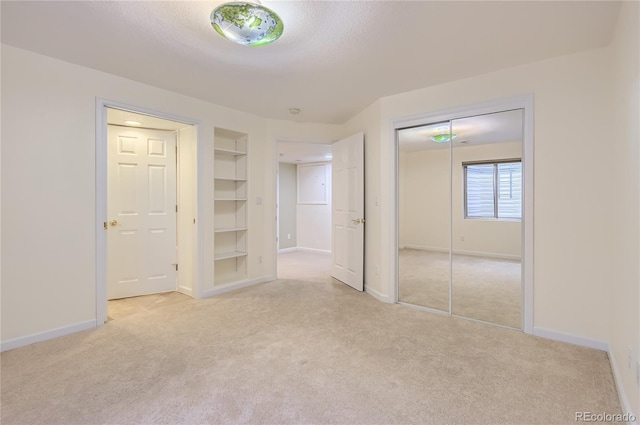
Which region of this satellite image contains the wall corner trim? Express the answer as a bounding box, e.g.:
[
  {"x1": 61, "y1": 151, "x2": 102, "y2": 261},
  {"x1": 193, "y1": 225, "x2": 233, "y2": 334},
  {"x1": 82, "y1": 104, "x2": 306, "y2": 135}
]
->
[
  {"x1": 533, "y1": 327, "x2": 608, "y2": 351},
  {"x1": 609, "y1": 348, "x2": 639, "y2": 424},
  {"x1": 365, "y1": 285, "x2": 391, "y2": 303},
  {"x1": 177, "y1": 286, "x2": 193, "y2": 297},
  {"x1": 1, "y1": 319, "x2": 97, "y2": 352}
]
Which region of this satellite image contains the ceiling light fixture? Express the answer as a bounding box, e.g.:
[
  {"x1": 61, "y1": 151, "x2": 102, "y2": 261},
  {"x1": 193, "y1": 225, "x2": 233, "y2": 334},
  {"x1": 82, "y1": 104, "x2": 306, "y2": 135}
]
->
[
  {"x1": 430, "y1": 133, "x2": 457, "y2": 143},
  {"x1": 211, "y1": 2, "x2": 284, "y2": 46}
]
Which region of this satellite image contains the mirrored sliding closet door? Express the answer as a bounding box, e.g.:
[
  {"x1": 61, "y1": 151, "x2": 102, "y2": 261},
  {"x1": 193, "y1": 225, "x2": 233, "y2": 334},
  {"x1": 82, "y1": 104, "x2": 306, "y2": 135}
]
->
[
  {"x1": 397, "y1": 121, "x2": 452, "y2": 313},
  {"x1": 398, "y1": 109, "x2": 524, "y2": 329}
]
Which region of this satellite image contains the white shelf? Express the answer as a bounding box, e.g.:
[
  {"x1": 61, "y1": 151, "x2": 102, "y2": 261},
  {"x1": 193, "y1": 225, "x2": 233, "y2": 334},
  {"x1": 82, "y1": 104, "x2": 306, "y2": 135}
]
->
[
  {"x1": 214, "y1": 148, "x2": 246, "y2": 156},
  {"x1": 214, "y1": 251, "x2": 248, "y2": 261},
  {"x1": 214, "y1": 227, "x2": 247, "y2": 233},
  {"x1": 214, "y1": 176, "x2": 247, "y2": 182},
  {"x1": 214, "y1": 128, "x2": 248, "y2": 284}
]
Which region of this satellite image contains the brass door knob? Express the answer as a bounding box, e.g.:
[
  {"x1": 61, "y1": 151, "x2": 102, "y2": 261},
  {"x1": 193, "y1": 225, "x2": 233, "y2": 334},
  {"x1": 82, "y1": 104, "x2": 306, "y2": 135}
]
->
[{"x1": 110, "y1": 220, "x2": 118, "y2": 226}]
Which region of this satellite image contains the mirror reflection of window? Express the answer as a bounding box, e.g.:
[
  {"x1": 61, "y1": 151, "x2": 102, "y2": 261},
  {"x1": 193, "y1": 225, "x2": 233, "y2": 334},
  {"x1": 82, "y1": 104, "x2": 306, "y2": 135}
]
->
[{"x1": 464, "y1": 160, "x2": 522, "y2": 219}]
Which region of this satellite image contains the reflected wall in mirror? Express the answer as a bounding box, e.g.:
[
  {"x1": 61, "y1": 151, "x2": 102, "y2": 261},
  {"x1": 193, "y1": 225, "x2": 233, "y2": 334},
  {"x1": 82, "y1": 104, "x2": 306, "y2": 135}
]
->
[
  {"x1": 397, "y1": 109, "x2": 523, "y2": 329},
  {"x1": 398, "y1": 121, "x2": 452, "y2": 312},
  {"x1": 451, "y1": 110, "x2": 523, "y2": 328}
]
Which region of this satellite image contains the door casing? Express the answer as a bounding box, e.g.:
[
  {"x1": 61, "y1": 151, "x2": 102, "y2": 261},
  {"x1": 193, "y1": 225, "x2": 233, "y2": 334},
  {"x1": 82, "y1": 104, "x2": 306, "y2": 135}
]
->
[{"x1": 96, "y1": 98, "x2": 200, "y2": 325}]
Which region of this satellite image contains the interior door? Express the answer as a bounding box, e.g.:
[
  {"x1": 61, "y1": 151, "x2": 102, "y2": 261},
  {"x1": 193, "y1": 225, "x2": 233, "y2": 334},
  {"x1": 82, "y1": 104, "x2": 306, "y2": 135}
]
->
[
  {"x1": 107, "y1": 125, "x2": 177, "y2": 299},
  {"x1": 331, "y1": 132, "x2": 364, "y2": 291}
]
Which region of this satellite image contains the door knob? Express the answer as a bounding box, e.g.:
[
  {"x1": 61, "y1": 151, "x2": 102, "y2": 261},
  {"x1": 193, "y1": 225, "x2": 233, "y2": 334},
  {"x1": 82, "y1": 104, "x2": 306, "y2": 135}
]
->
[
  {"x1": 110, "y1": 219, "x2": 118, "y2": 226},
  {"x1": 352, "y1": 218, "x2": 365, "y2": 224}
]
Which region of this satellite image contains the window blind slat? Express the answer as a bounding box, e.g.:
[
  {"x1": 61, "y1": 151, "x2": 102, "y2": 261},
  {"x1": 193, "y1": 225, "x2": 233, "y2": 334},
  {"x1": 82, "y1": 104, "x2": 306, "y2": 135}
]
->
[
  {"x1": 497, "y1": 162, "x2": 522, "y2": 219},
  {"x1": 465, "y1": 161, "x2": 521, "y2": 219},
  {"x1": 466, "y1": 164, "x2": 495, "y2": 217}
]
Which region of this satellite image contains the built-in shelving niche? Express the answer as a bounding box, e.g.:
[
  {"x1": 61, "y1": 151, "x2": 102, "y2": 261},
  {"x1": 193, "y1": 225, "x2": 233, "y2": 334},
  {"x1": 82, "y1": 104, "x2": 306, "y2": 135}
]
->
[{"x1": 214, "y1": 128, "x2": 248, "y2": 285}]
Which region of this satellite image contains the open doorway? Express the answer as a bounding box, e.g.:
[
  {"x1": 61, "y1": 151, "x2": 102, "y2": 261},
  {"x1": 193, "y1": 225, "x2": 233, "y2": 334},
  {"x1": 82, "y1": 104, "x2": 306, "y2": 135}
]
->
[
  {"x1": 97, "y1": 102, "x2": 198, "y2": 324},
  {"x1": 276, "y1": 142, "x2": 333, "y2": 281}
]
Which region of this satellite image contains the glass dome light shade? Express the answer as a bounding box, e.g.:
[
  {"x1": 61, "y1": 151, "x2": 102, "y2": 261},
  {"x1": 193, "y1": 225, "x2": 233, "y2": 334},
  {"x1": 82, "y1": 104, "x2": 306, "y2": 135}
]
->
[
  {"x1": 430, "y1": 133, "x2": 457, "y2": 143},
  {"x1": 211, "y1": 2, "x2": 284, "y2": 46}
]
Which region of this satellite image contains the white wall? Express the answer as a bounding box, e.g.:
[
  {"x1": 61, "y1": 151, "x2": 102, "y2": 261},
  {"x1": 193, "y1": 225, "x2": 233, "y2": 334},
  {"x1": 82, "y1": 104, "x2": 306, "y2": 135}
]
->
[
  {"x1": 278, "y1": 162, "x2": 297, "y2": 250},
  {"x1": 1, "y1": 45, "x2": 275, "y2": 343},
  {"x1": 345, "y1": 46, "x2": 615, "y2": 342},
  {"x1": 296, "y1": 162, "x2": 332, "y2": 253},
  {"x1": 400, "y1": 141, "x2": 522, "y2": 259},
  {"x1": 609, "y1": 0, "x2": 639, "y2": 417},
  {"x1": 266, "y1": 119, "x2": 343, "y2": 145},
  {"x1": 399, "y1": 148, "x2": 450, "y2": 251}
]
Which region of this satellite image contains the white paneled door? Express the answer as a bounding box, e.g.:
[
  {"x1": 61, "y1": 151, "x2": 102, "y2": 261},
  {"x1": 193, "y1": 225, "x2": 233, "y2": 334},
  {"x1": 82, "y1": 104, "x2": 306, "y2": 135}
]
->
[
  {"x1": 107, "y1": 126, "x2": 177, "y2": 299},
  {"x1": 331, "y1": 132, "x2": 365, "y2": 291}
]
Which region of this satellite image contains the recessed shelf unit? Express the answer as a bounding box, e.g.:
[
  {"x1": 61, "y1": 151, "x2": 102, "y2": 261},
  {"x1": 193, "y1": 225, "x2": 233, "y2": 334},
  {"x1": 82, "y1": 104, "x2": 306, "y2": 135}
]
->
[{"x1": 214, "y1": 128, "x2": 248, "y2": 285}]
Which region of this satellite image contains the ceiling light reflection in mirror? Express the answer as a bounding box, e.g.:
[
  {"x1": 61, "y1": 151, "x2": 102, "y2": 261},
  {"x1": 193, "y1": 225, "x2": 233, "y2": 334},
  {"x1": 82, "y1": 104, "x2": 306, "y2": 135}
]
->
[{"x1": 398, "y1": 110, "x2": 523, "y2": 153}]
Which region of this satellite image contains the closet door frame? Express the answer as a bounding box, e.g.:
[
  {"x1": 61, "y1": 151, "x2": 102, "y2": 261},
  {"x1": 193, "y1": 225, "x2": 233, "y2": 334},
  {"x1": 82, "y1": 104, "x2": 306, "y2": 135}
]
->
[{"x1": 390, "y1": 95, "x2": 534, "y2": 334}]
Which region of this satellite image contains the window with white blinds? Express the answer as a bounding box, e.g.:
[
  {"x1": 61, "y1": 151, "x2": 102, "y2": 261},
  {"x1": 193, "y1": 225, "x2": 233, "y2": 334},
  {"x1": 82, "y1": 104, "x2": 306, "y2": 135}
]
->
[{"x1": 464, "y1": 160, "x2": 521, "y2": 219}]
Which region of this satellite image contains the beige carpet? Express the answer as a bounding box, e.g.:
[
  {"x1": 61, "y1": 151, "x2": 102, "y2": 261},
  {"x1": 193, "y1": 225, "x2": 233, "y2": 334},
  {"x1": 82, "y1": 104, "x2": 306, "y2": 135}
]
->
[
  {"x1": 399, "y1": 249, "x2": 521, "y2": 328},
  {"x1": 0, "y1": 251, "x2": 621, "y2": 424},
  {"x1": 277, "y1": 250, "x2": 332, "y2": 283},
  {"x1": 108, "y1": 291, "x2": 192, "y2": 321}
]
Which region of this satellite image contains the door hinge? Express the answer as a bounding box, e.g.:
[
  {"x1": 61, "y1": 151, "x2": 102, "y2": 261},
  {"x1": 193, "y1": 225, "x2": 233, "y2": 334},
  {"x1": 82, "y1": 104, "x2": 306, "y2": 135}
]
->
[
  {"x1": 103, "y1": 221, "x2": 108, "y2": 230},
  {"x1": 173, "y1": 263, "x2": 178, "y2": 271},
  {"x1": 176, "y1": 205, "x2": 178, "y2": 212}
]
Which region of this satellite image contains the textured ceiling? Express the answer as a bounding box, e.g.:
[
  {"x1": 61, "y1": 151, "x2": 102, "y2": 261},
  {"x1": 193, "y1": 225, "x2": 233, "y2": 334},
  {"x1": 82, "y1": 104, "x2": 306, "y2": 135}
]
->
[{"x1": 1, "y1": 1, "x2": 621, "y2": 124}]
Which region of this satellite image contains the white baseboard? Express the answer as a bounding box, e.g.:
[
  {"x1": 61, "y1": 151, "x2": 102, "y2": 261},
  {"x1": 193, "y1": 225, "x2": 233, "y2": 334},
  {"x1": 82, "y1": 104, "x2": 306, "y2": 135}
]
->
[
  {"x1": 278, "y1": 247, "x2": 297, "y2": 254},
  {"x1": 202, "y1": 276, "x2": 274, "y2": 298},
  {"x1": 1, "y1": 319, "x2": 96, "y2": 352},
  {"x1": 297, "y1": 247, "x2": 331, "y2": 254},
  {"x1": 609, "y1": 348, "x2": 639, "y2": 424},
  {"x1": 402, "y1": 244, "x2": 448, "y2": 253},
  {"x1": 177, "y1": 286, "x2": 193, "y2": 297},
  {"x1": 454, "y1": 249, "x2": 520, "y2": 261},
  {"x1": 401, "y1": 244, "x2": 520, "y2": 261},
  {"x1": 533, "y1": 327, "x2": 608, "y2": 351},
  {"x1": 365, "y1": 285, "x2": 391, "y2": 303}
]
